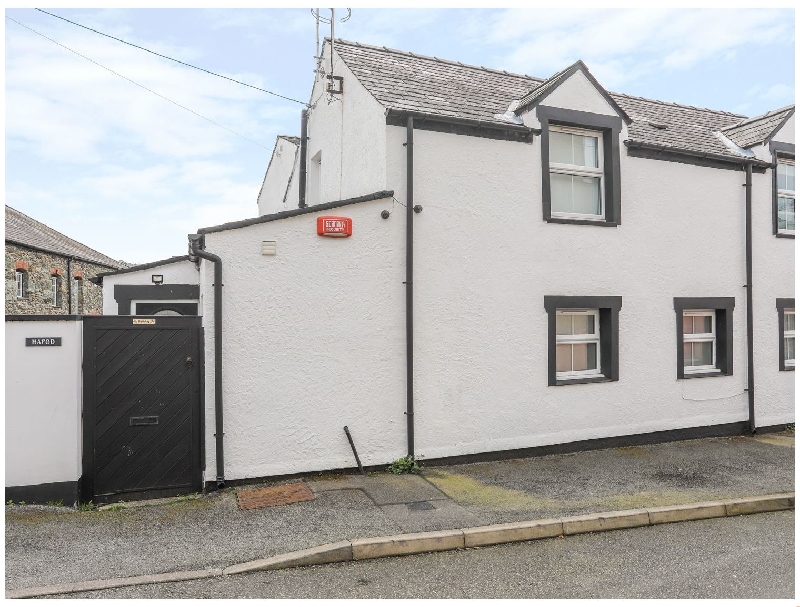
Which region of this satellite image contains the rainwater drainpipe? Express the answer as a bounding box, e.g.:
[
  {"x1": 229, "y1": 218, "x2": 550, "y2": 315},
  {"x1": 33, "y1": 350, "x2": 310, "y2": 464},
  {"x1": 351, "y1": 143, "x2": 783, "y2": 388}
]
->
[
  {"x1": 744, "y1": 160, "x2": 756, "y2": 434},
  {"x1": 188, "y1": 234, "x2": 225, "y2": 488},
  {"x1": 299, "y1": 109, "x2": 308, "y2": 208},
  {"x1": 406, "y1": 116, "x2": 415, "y2": 458}
]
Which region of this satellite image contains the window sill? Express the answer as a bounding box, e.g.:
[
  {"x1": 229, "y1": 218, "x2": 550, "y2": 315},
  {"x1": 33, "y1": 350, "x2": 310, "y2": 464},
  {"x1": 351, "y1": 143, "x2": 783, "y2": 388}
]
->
[
  {"x1": 681, "y1": 370, "x2": 726, "y2": 379},
  {"x1": 780, "y1": 365, "x2": 795, "y2": 372},
  {"x1": 555, "y1": 375, "x2": 615, "y2": 386},
  {"x1": 546, "y1": 217, "x2": 618, "y2": 227},
  {"x1": 776, "y1": 232, "x2": 795, "y2": 239}
]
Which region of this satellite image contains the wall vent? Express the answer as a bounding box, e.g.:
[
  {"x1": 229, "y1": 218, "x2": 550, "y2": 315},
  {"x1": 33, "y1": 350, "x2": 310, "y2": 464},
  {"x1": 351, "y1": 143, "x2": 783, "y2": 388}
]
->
[{"x1": 261, "y1": 241, "x2": 277, "y2": 256}]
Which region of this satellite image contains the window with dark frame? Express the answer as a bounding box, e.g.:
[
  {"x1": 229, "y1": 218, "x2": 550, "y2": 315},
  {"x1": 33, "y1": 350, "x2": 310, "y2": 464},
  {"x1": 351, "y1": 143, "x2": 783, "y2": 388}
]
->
[
  {"x1": 538, "y1": 106, "x2": 622, "y2": 227},
  {"x1": 777, "y1": 298, "x2": 795, "y2": 371},
  {"x1": 673, "y1": 297, "x2": 735, "y2": 378},
  {"x1": 544, "y1": 296, "x2": 621, "y2": 386},
  {"x1": 771, "y1": 141, "x2": 795, "y2": 238}
]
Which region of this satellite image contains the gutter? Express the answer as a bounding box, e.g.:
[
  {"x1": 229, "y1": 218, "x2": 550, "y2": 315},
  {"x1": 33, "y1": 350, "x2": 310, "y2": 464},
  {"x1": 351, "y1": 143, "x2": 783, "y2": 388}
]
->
[
  {"x1": 744, "y1": 161, "x2": 756, "y2": 434},
  {"x1": 188, "y1": 234, "x2": 226, "y2": 488},
  {"x1": 386, "y1": 108, "x2": 540, "y2": 136},
  {"x1": 625, "y1": 140, "x2": 771, "y2": 170}
]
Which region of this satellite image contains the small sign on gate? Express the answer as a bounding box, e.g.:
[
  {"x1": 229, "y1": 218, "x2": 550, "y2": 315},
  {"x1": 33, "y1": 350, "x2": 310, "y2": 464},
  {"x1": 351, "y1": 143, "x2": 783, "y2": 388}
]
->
[{"x1": 132, "y1": 318, "x2": 156, "y2": 325}]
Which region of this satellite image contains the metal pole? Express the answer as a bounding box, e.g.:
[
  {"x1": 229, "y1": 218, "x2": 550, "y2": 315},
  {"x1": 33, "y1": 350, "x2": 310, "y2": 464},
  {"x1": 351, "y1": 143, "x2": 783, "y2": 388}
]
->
[{"x1": 745, "y1": 161, "x2": 756, "y2": 434}]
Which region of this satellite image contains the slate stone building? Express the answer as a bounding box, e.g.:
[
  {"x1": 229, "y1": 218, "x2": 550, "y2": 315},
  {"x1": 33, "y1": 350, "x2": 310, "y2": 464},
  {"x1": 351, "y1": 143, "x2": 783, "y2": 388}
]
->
[{"x1": 5, "y1": 206, "x2": 127, "y2": 315}]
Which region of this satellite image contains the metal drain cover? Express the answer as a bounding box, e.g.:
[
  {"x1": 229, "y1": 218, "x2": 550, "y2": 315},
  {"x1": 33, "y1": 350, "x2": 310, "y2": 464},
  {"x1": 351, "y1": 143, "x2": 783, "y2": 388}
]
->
[{"x1": 408, "y1": 501, "x2": 436, "y2": 511}]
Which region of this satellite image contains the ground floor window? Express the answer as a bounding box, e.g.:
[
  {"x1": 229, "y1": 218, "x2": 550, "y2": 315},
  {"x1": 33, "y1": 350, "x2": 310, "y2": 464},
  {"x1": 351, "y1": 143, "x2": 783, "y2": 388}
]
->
[
  {"x1": 777, "y1": 298, "x2": 795, "y2": 371},
  {"x1": 544, "y1": 296, "x2": 621, "y2": 386},
  {"x1": 673, "y1": 297, "x2": 734, "y2": 378}
]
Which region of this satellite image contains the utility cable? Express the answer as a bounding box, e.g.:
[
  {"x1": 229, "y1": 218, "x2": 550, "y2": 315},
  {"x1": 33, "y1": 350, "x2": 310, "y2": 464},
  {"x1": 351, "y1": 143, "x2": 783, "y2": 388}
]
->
[
  {"x1": 6, "y1": 15, "x2": 271, "y2": 150},
  {"x1": 34, "y1": 8, "x2": 308, "y2": 106}
]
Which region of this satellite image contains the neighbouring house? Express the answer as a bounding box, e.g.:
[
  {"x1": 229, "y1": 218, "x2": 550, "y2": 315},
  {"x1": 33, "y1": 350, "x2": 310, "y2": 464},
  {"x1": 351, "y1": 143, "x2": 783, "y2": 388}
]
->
[
  {"x1": 37, "y1": 39, "x2": 793, "y2": 503},
  {"x1": 257, "y1": 135, "x2": 301, "y2": 216},
  {"x1": 91, "y1": 255, "x2": 200, "y2": 315},
  {"x1": 5, "y1": 206, "x2": 128, "y2": 315}
]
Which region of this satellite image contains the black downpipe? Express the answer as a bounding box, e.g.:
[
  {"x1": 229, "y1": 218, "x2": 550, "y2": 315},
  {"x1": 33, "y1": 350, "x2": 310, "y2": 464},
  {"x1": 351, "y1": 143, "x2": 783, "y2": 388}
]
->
[
  {"x1": 67, "y1": 257, "x2": 72, "y2": 313},
  {"x1": 299, "y1": 109, "x2": 308, "y2": 208},
  {"x1": 406, "y1": 116, "x2": 415, "y2": 458},
  {"x1": 744, "y1": 161, "x2": 756, "y2": 434},
  {"x1": 188, "y1": 234, "x2": 225, "y2": 488}
]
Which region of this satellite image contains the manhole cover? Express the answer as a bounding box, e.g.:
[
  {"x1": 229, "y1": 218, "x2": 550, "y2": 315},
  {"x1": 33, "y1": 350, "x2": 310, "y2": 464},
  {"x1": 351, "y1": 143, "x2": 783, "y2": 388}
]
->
[
  {"x1": 408, "y1": 501, "x2": 436, "y2": 512},
  {"x1": 237, "y1": 482, "x2": 315, "y2": 510}
]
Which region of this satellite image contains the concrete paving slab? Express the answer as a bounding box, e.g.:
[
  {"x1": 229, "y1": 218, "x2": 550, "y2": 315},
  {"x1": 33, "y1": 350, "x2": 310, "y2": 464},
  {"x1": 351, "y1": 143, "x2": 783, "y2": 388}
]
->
[
  {"x1": 358, "y1": 474, "x2": 449, "y2": 505},
  {"x1": 379, "y1": 500, "x2": 481, "y2": 533}
]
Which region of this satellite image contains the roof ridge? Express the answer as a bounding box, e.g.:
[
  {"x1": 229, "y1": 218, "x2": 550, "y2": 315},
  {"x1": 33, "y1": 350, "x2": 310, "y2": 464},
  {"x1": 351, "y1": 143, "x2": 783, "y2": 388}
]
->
[
  {"x1": 608, "y1": 90, "x2": 747, "y2": 119},
  {"x1": 6, "y1": 205, "x2": 125, "y2": 267},
  {"x1": 723, "y1": 104, "x2": 795, "y2": 130},
  {"x1": 331, "y1": 37, "x2": 543, "y2": 83}
]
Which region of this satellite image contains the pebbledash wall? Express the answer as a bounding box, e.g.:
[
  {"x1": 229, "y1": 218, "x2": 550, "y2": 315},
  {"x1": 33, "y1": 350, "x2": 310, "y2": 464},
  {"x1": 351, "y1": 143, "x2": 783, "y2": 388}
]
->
[
  {"x1": 193, "y1": 53, "x2": 793, "y2": 483},
  {"x1": 5, "y1": 243, "x2": 109, "y2": 315},
  {"x1": 5, "y1": 318, "x2": 83, "y2": 504}
]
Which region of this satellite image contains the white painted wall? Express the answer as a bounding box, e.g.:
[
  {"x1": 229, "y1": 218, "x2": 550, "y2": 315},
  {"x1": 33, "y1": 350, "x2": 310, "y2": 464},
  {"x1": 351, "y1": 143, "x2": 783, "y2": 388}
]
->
[
  {"x1": 774, "y1": 113, "x2": 794, "y2": 145},
  {"x1": 101, "y1": 259, "x2": 199, "y2": 314},
  {"x1": 257, "y1": 137, "x2": 300, "y2": 216},
  {"x1": 192, "y1": 67, "x2": 792, "y2": 481},
  {"x1": 305, "y1": 42, "x2": 387, "y2": 205},
  {"x1": 5, "y1": 320, "x2": 82, "y2": 489},
  {"x1": 200, "y1": 194, "x2": 405, "y2": 480}
]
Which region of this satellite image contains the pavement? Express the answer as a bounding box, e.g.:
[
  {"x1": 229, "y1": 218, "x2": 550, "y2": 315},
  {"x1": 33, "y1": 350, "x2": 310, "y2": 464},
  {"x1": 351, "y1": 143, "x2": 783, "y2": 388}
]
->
[{"x1": 5, "y1": 431, "x2": 795, "y2": 596}]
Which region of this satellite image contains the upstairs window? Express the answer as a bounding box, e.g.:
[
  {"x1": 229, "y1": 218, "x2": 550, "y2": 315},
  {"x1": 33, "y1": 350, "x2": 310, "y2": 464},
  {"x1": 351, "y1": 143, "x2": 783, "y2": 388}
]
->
[
  {"x1": 51, "y1": 275, "x2": 62, "y2": 308},
  {"x1": 549, "y1": 126, "x2": 604, "y2": 219},
  {"x1": 777, "y1": 159, "x2": 795, "y2": 235},
  {"x1": 777, "y1": 298, "x2": 795, "y2": 371},
  {"x1": 15, "y1": 270, "x2": 27, "y2": 299}
]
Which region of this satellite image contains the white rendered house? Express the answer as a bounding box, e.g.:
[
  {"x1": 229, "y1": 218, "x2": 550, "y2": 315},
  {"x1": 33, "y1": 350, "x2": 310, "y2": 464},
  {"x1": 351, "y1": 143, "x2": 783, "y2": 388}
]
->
[{"x1": 187, "y1": 40, "x2": 794, "y2": 485}]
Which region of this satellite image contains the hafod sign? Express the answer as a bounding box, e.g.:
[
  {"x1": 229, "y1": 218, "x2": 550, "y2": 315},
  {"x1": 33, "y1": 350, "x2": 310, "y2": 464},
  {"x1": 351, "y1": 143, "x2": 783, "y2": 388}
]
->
[{"x1": 317, "y1": 216, "x2": 352, "y2": 237}]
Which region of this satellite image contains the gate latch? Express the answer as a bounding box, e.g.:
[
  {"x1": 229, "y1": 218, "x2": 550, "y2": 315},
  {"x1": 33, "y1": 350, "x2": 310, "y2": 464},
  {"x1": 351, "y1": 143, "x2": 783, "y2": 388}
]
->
[
  {"x1": 185, "y1": 356, "x2": 194, "y2": 368},
  {"x1": 130, "y1": 416, "x2": 159, "y2": 426}
]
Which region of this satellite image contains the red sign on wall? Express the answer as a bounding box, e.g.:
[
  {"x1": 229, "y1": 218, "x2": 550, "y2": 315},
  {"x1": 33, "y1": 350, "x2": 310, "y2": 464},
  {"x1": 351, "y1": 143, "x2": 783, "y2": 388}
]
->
[{"x1": 317, "y1": 216, "x2": 353, "y2": 237}]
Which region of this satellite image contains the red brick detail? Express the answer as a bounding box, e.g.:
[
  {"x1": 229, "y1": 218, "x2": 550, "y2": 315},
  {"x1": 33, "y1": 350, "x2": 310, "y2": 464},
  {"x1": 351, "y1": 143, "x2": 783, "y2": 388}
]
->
[
  {"x1": 50, "y1": 267, "x2": 63, "y2": 277},
  {"x1": 73, "y1": 269, "x2": 84, "y2": 279},
  {"x1": 13, "y1": 261, "x2": 29, "y2": 271}
]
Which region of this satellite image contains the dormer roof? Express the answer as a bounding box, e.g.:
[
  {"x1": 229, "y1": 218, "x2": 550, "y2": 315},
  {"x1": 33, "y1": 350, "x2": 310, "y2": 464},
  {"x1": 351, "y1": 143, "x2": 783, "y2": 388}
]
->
[
  {"x1": 514, "y1": 60, "x2": 632, "y2": 124},
  {"x1": 721, "y1": 105, "x2": 795, "y2": 148}
]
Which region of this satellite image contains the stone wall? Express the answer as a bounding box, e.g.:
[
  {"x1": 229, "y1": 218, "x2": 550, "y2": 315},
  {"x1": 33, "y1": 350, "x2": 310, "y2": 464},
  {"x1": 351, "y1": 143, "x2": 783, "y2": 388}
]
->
[{"x1": 5, "y1": 243, "x2": 114, "y2": 315}]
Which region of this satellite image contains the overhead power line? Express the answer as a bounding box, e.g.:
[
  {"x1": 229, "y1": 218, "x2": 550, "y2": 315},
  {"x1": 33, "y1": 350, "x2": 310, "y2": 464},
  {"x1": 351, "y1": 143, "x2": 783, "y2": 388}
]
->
[
  {"x1": 6, "y1": 15, "x2": 271, "y2": 150},
  {"x1": 35, "y1": 8, "x2": 308, "y2": 106}
]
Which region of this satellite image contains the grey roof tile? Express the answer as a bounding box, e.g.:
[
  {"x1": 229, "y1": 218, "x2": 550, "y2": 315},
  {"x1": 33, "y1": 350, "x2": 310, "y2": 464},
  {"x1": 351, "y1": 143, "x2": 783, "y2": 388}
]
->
[
  {"x1": 722, "y1": 106, "x2": 794, "y2": 148},
  {"x1": 333, "y1": 39, "x2": 757, "y2": 159},
  {"x1": 5, "y1": 206, "x2": 128, "y2": 269}
]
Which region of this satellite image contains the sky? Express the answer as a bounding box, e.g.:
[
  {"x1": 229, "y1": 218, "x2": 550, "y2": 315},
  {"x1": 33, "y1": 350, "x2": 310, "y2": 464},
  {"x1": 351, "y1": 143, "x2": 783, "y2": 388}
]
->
[{"x1": 5, "y1": 7, "x2": 796, "y2": 264}]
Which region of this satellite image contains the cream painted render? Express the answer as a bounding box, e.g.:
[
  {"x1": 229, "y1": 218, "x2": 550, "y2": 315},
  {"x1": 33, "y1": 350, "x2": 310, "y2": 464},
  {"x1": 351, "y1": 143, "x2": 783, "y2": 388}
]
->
[
  {"x1": 195, "y1": 53, "x2": 793, "y2": 483},
  {"x1": 101, "y1": 258, "x2": 199, "y2": 314},
  {"x1": 5, "y1": 320, "x2": 82, "y2": 488},
  {"x1": 257, "y1": 136, "x2": 300, "y2": 216}
]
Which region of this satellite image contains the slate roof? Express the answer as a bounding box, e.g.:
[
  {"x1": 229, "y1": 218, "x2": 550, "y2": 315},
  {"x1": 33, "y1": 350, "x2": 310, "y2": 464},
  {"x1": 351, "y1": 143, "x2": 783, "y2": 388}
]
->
[
  {"x1": 5, "y1": 206, "x2": 127, "y2": 269},
  {"x1": 333, "y1": 39, "x2": 759, "y2": 160},
  {"x1": 721, "y1": 106, "x2": 795, "y2": 149}
]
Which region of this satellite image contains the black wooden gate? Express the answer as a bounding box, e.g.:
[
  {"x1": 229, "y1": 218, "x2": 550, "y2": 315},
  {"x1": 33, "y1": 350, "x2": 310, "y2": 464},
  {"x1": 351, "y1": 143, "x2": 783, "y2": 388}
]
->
[{"x1": 82, "y1": 316, "x2": 203, "y2": 503}]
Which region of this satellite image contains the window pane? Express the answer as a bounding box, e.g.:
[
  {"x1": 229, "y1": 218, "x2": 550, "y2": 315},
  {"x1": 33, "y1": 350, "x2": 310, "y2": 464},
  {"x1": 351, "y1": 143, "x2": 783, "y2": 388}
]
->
[
  {"x1": 550, "y1": 131, "x2": 574, "y2": 165},
  {"x1": 683, "y1": 317, "x2": 693, "y2": 334},
  {"x1": 785, "y1": 337, "x2": 795, "y2": 361},
  {"x1": 556, "y1": 314, "x2": 573, "y2": 335},
  {"x1": 572, "y1": 176, "x2": 602, "y2": 215},
  {"x1": 700, "y1": 315, "x2": 712, "y2": 333},
  {"x1": 580, "y1": 135, "x2": 599, "y2": 168},
  {"x1": 550, "y1": 172, "x2": 572, "y2": 214},
  {"x1": 556, "y1": 344, "x2": 572, "y2": 372},
  {"x1": 779, "y1": 163, "x2": 796, "y2": 192},
  {"x1": 683, "y1": 342, "x2": 693, "y2": 366},
  {"x1": 785, "y1": 312, "x2": 795, "y2": 332},
  {"x1": 693, "y1": 341, "x2": 713, "y2": 366},
  {"x1": 571, "y1": 314, "x2": 595, "y2": 335},
  {"x1": 572, "y1": 342, "x2": 593, "y2": 371}
]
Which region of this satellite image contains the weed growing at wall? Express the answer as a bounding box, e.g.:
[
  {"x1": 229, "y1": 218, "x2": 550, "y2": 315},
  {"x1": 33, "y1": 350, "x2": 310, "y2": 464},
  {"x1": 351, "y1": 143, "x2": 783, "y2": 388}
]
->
[{"x1": 387, "y1": 455, "x2": 421, "y2": 474}]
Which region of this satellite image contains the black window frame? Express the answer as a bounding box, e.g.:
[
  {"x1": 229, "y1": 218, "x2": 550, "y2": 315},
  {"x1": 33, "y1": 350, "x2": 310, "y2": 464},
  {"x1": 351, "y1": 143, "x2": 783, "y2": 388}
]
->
[
  {"x1": 544, "y1": 295, "x2": 622, "y2": 386},
  {"x1": 777, "y1": 297, "x2": 795, "y2": 371},
  {"x1": 538, "y1": 106, "x2": 622, "y2": 227},
  {"x1": 673, "y1": 297, "x2": 735, "y2": 379},
  {"x1": 770, "y1": 141, "x2": 795, "y2": 239}
]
